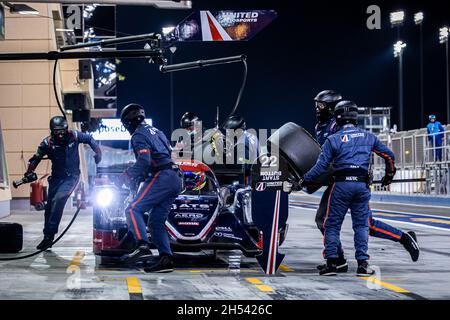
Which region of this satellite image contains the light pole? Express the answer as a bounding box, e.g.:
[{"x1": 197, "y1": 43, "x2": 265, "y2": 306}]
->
[
  {"x1": 390, "y1": 10, "x2": 405, "y2": 38},
  {"x1": 440, "y1": 27, "x2": 450, "y2": 124},
  {"x1": 394, "y1": 41, "x2": 407, "y2": 131},
  {"x1": 415, "y1": 12, "x2": 425, "y2": 127}
]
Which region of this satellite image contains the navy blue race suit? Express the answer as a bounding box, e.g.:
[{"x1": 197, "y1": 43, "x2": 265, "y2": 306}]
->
[
  {"x1": 124, "y1": 123, "x2": 182, "y2": 256},
  {"x1": 304, "y1": 124, "x2": 397, "y2": 260},
  {"x1": 313, "y1": 118, "x2": 403, "y2": 255},
  {"x1": 28, "y1": 130, "x2": 101, "y2": 237}
]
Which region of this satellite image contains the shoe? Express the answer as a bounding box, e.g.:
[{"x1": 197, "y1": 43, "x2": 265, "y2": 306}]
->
[
  {"x1": 356, "y1": 260, "x2": 375, "y2": 277},
  {"x1": 317, "y1": 256, "x2": 348, "y2": 273},
  {"x1": 319, "y1": 259, "x2": 337, "y2": 276},
  {"x1": 400, "y1": 231, "x2": 420, "y2": 262},
  {"x1": 143, "y1": 254, "x2": 174, "y2": 273},
  {"x1": 120, "y1": 244, "x2": 153, "y2": 265},
  {"x1": 36, "y1": 235, "x2": 54, "y2": 250}
]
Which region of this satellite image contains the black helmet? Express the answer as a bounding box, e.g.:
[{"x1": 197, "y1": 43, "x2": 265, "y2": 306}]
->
[
  {"x1": 334, "y1": 100, "x2": 359, "y2": 126},
  {"x1": 222, "y1": 115, "x2": 246, "y2": 130},
  {"x1": 180, "y1": 112, "x2": 199, "y2": 129},
  {"x1": 314, "y1": 90, "x2": 343, "y2": 122},
  {"x1": 50, "y1": 116, "x2": 69, "y2": 141},
  {"x1": 120, "y1": 103, "x2": 145, "y2": 134}
]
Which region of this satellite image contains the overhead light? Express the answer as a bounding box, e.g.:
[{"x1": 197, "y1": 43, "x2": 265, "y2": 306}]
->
[
  {"x1": 390, "y1": 11, "x2": 405, "y2": 27},
  {"x1": 394, "y1": 40, "x2": 406, "y2": 58},
  {"x1": 162, "y1": 26, "x2": 176, "y2": 35},
  {"x1": 414, "y1": 12, "x2": 424, "y2": 25},
  {"x1": 3, "y1": 2, "x2": 39, "y2": 15},
  {"x1": 56, "y1": 28, "x2": 74, "y2": 32},
  {"x1": 439, "y1": 27, "x2": 449, "y2": 44}
]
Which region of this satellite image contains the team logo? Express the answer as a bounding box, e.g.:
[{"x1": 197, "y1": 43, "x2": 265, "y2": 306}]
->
[
  {"x1": 341, "y1": 134, "x2": 350, "y2": 142},
  {"x1": 256, "y1": 182, "x2": 267, "y2": 191}
]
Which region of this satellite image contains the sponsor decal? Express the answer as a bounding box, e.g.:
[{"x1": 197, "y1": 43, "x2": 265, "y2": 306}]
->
[
  {"x1": 341, "y1": 134, "x2": 350, "y2": 142},
  {"x1": 215, "y1": 226, "x2": 233, "y2": 232},
  {"x1": 171, "y1": 203, "x2": 213, "y2": 210},
  {"x1": 214, "y1": 232, "x2": 243, "y2": 241},
  {"x1": 178, "y1": 222, "x2": 200, "y2": 226},
  {"x1": 173, "y1": 213, "x2": 204, "y2": 219}
]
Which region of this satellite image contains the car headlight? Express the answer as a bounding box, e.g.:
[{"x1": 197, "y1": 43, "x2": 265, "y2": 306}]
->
[{"x1": 96, "y1": 188, "x2": 115, "y2": 208}]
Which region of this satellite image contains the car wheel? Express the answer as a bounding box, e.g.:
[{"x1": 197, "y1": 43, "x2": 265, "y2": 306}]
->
[{"x1": 268, "y1": 122, "x2": 332, "y2": 194}]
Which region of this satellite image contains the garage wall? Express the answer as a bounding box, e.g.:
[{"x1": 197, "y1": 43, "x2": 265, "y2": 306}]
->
[{"x1": 0, "y1": 3, "x2": 62, "y2": 198}]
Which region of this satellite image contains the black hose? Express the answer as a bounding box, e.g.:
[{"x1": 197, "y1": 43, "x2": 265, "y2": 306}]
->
[
  {"x1": 220, "y1": 59, "x2": 248, "y2": 128},
  {"x1": 0, "y1": 205, "x2": 83, "y2": 261},
  {"x1": 53, "y1": 59, "x2": 67, "y2": 119}
]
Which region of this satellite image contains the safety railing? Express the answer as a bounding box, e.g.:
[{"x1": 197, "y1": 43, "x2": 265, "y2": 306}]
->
[{"x1": 373, "y1": 128, "x2": 450, "y2": 196}]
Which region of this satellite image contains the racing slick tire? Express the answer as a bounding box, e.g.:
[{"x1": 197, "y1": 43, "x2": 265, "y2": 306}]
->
[
  {"x1": 268, "y1": 122, "x2": 332, "y2": 194},
  {"x1": 0, "y1": 222, "x2": 23, "y2": 253}
]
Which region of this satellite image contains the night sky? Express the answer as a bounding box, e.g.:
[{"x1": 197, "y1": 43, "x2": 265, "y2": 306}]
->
[{"x1": 116, "y1": 0, "x2": 450, "y2": 135}]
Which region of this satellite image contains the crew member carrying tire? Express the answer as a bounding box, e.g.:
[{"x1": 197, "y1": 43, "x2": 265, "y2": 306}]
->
[
  {"x1": 309, "y1": 91, "x2": 420, "y2": 274},
  {"x1": 117, "y1": 104, "x2": 182, "y2": 273},
  {"x1": 25, "y1": 116, "x2": 102, "y2": 250}
]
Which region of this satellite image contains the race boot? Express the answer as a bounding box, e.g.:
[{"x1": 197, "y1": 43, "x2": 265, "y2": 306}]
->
[
  {"x1": 36, "y1": 235, "x2": 54, "y2": 250},
  {"x1": 317, "y1": 255, "x2": 348, "y2": 273},
  {"x1": 400, "y1": 231, "x2": 420, "y2": 262},
  {"x1": 319, "y1": 259, "x2": 337, "y2": 276},
  {"x1": 143, "y1": 253, "x2": 174, "y2": 273},
  {"x1": 356, "y1": 260, "x2": 375, "y2": 277},
  {"x1": 120, "y1": 243, "x2": 153, "y2": 265}
]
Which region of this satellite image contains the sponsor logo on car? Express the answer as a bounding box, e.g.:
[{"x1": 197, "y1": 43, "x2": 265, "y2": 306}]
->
[
  {"x1": 171, "y1": 203, "x2": 213, "y2": 210},
  {"x1": 215, "y1": 226, "x2": 233, "y2": 232},
  {"x1": 174, "y1": 213, "x2": 205, "y2": 219},
  {"x1": 178, "y1": 222, "x2": 200, "y2": 226},
  {"x1": 214, "y1": 232, "x2": 243, "y2": 241}
]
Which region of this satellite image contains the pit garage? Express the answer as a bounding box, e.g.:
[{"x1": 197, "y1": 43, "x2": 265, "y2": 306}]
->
[{"x1": 1, "y1": 0, "x2": 450, "y2": 307}]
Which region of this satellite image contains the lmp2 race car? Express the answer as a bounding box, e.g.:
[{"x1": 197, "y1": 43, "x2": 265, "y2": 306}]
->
[{"x1": 92, "y1": 159, "x2": 289, "y2": 265}]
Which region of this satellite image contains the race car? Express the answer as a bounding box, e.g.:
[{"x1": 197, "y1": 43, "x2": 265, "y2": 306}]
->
[{"x1": 92, "y1": 160, "x2": 287, "y2": 265}]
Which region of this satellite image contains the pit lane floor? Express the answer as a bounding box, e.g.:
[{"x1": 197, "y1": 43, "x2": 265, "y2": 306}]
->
[{"x1": 1, "y1": 194, "x2": 450, "y2": 300}]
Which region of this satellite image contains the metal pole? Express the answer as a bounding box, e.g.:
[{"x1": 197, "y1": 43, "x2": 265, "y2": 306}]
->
[
  {"x1": 446, "y1": 40, "x2": 450, "y2": 125},
  {"x1": 170, "y1": 53, "x2": 174, "y2": 134},
  {"x1": 420, "y1": 23, "x2": 425, "y2": 127},
  {"x1": 399, "y1": 52, "x2": 404, "y2": 131}
]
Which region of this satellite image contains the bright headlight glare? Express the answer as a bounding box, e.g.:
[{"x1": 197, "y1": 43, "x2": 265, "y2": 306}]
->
[{"x1": 96, "y1": 188, "x2": 114, "y2": 208}]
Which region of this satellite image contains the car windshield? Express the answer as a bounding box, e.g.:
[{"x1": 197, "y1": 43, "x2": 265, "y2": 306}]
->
[{"x1": 181, "y1": 170, "x2": 218, "y2": 196}]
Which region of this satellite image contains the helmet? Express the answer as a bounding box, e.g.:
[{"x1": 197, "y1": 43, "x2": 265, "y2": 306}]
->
[
  {"x1": 222, "y1": 115, "x2": 246, "y2": 130},
  {"x1": 180, "y1": 112, "x2": 199, "y2": 129},
  {"x1": 183, "y1": 171, "x2": 207, "y2": 191},
  {"x1": 50, "y1": 116, "x2": 68, "y2": 142},
  {"x1": 314, "y1": 90, "x2": 343, "y2": 122},
  {"x1": 429, "y1": 115, "x2": 436, "y2": 121},
  {"x1": 334, "y1": 101, "x2": 359, "y2": 126},
  {"x1": 120, "y1": 104, "x2": 145, "y2": 134}
]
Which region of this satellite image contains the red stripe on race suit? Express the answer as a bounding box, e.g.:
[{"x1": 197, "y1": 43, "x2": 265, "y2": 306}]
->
[
  {"x1": 129, "y1": 172, "x2": 161, "y2": 241},
  {"x1": 268, "y1": 191, "x2": 280, "y2": 274},
  {"x1": 322, "y1": 183, "x2": 336, "y2": 258}
]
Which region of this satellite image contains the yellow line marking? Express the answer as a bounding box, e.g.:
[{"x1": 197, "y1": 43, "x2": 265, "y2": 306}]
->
[
  {"x1": 279, "y1": 264, "x2": 294, "y2": 272},
  {"x1": 126, "y1": 277, "x2": 143, "y2": 294},
  {"x1": 256, "y1": 285, "x2": 274, "y2": 292},
  {"x1": 359, "y1": 277, "x2": 410, "y2": 293},
  {"x1": 411, "y1": 218, "x2": 450, "y2": 225},
  {"x1": 245, "y1": 278, "x2": 263, "y2": 285},
  {"x1": 372, "y1": 212, "x2": 408, "y2": 218},
  {"x1": 67, "y1": 250, "x2": 85, "y2": 272}
]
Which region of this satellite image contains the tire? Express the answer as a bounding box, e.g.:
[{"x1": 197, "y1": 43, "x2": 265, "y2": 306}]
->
[
  {"x1": 0, "y1": 223, "x2": 23, "y2": 253},
  {"x1": 268, "y1": 122, "x2": 332, "y2": 194}
]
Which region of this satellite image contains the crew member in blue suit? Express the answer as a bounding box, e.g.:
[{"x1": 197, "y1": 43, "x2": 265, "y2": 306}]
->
[
  {"x1": 310, "y1": 91, "x2": 419, "y2": 274},
  {"x1": 118, "y1": 104, "x2": 182, "y2": 273},
  {"x1": 302, "y1": 101, "x2": 419, "y2": 276},
  {"x1": 25, "y1": 116, "x2": 102, "y2": 250},
  {"x1": 427, "y1": 115, "x2": 445, "y2": 162}
]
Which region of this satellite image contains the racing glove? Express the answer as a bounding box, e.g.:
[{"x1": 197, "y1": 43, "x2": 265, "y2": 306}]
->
[{"x1": 381, "y1": 167, "x2": 396, "y2": 187}]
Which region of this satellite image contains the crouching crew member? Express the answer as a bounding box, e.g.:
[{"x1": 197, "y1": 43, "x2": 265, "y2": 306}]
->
[
  {"x1": 25, "y1": 116, "x2": 102, "y2": 250},
  {"x1": 311, "y1": 91, "x2": 419, "y2": 274},
  {"x1": 302, "y1": 101, "x2": 416, "y2": 276},
  {"x1": 118, "y1": 104, "x2": 182, "y2": 273}
]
